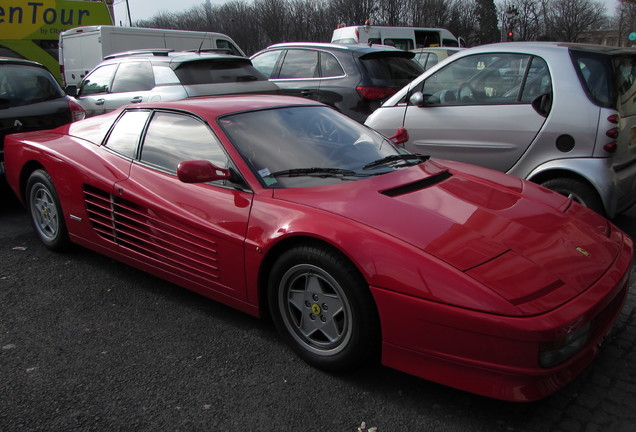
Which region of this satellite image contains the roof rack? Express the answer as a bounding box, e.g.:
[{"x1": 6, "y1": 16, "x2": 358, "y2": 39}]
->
[
  {"x1": 186, "y1": 48, "x2": 237, "y2": 55},
  {"x1": 104, "y1": 49, "x2": 175, "y2": 60}
]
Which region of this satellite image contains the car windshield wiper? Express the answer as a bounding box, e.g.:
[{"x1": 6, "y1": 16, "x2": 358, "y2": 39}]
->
[
  {"x1": 363, "y1": 154, "x2": 430, "y2": 170},
  {"x1": 269, "y1": 167, "x2": 359, "y2": 178}
]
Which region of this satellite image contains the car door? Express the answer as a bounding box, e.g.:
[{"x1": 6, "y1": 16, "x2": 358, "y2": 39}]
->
[
  {"x1": 270, "y1": 49, "x2": 323, "y2": 101},
  {"x1": 114, "y1": 110, "x2": 253, "y2": 300},
  {"x1": 76, "y1": 63, "x2": 117, "y2": 116},
  {"x1": 102, "y1": 61, "x2": 156, "y2": 113},
  {"x1": 402, "y1": 53, "x2": 551, "y2": 172}
]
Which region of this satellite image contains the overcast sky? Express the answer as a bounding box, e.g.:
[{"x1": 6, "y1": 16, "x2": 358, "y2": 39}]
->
[
  {"x1": 112, "y1": 0, "x2": 211, "y2": 25},
  {"x1": 113, "y1": 0, "x2": 620, "y2": 26}
]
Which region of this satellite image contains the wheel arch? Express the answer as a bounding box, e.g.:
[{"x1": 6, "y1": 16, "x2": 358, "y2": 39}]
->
[
  {"x1": 257, "y1": 235, "x2": 374, "y2": 320},
  {"x1": 527, "y1": 167, "x2": 607, "y2": 214},
  {"x1": 18, "y1": 160, "x2": 47, "y2": 202}
]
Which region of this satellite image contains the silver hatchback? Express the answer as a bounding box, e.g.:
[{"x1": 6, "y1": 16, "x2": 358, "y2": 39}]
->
[
  {"x1": 365, "y1": 42, "x2": 636, "y2": 218},
  {"x1": 70, "y1": 50, "x2": 279, "y2": 117}
]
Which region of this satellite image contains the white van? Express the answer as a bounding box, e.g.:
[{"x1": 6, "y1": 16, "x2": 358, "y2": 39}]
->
[
  {"x1": 59, "y1": 26, "x2": 245, "y2": 86},
  {"x1": 331, "y1": 25, "x2": 462, "y2": 50}
]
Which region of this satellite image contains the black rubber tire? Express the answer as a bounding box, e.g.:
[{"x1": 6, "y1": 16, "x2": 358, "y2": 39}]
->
[
  {"x1": 26, "y1": 169, "x2": 71, "y2": 251},
  {"x1": 268, "y1": 245, "x2": 380, "y2": 372},
  {"x1": 540, "y1": 177, "x2": 605, "y2": 216}
]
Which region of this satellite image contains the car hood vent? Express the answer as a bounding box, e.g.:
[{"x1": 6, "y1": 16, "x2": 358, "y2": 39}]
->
[{"x1": 381, "y1": 171, "x2": 452, "y2": 197}]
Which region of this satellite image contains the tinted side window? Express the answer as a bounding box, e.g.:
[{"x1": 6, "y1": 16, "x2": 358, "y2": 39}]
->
[
  {"x1": 251, "y1": 50, "x2": 282, "y2": 78},
  {"x1": 111, "y1": 61, "x2": 155, "y2": 93},
  {"x1": 361, "y1": 55, "x2": 423, "y2": 87},
  {"x1": 79, "y1": 64, "x2": 117, "y2": 96},
  {"x1": 141, "y1": 112, "x2": 228, "y2": 174},
  {"x1": 105, "y1": 110, "x2": 151, "y2": 158},
  {"x1": 320, "y1": 52, "x2": 345, "y2": 77},
  {"x1": 415, "y1": 31, "x2": 440, "y2": 48},
  {"x1": 279, "y1": 50, "x2": 319, "y2": 79}
]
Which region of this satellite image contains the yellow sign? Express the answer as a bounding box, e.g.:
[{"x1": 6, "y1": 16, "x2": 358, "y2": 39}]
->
[{"x1": 0, "y1": 0, "x2": 112, "y2": 40}]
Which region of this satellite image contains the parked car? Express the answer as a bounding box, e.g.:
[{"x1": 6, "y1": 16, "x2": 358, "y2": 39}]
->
[
  {"x1": 69, "y1": 49, "x2": 279, "y2": 117},
  {"x1": 250, "y1": 43, "x2": 423, "y2": 122},
  {"x1": 365, "y1": 42, "x2": 636, "y2": 218},
  {"x1": 411, "y1": 47, "x2": 462, "y2": 70},
  {"x1": 5, "y1": 95, "x2": 632, "y2": 402},
  {"x1": 0, "y1": 57, "x2": 85, "y2": 176}
]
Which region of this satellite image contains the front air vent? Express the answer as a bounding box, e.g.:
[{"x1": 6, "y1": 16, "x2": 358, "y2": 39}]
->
[{"x1": 381, "y1": 171, "x2": 452, "y2": 197}]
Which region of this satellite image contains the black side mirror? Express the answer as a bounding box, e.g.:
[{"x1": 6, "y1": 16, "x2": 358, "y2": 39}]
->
[{"x1": 65, "y1": 85, "x2": 78, "y2": 97}]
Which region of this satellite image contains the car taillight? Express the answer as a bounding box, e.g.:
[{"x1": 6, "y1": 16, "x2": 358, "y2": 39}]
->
[
  {"x1": 68, "y1": 98, "x2": 86, "y2": 122},
  {"x1": 603, "y1": 113, "x2": 619, "y2": 153},
  {"x1": 356, "y1": 86, "x2": 397, "y2": 101}
]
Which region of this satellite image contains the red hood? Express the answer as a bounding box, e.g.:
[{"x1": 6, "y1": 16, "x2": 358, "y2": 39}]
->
[{"x1": 273, "y1": 160, "x2": 622, "y2": 313}]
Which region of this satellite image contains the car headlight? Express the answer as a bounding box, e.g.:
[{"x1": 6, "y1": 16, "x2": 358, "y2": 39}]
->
[{"x1": 539, "y1": 322, "x2": 591, "y2": 368}]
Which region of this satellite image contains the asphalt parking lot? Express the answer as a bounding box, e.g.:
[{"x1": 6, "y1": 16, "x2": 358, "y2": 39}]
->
[{"x1": 1, "y1": 186, "x2": 635, "y2": 432}]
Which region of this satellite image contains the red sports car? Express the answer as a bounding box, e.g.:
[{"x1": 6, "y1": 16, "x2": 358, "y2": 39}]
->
[{"x1": 4, "y1": 95, "x2": 632, "y2": 402}]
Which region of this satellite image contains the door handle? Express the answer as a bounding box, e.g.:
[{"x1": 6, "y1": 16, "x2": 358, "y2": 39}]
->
[
  {"x1": 95, "y1": 99, "x2": 105, "y2": 106},
  {"x1": 131, "y1": 96, "x2": 143, "y2": 103},
  {"x1": 300, "y1": 90, "x2": 311, "y2": 97}
]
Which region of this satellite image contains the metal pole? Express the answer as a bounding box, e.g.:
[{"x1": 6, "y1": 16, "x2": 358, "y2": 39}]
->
[{"x1": 125, "y1": 0, "x2": 132, "y2": 26}]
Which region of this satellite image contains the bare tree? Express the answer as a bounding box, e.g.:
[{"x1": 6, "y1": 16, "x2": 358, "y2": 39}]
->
[
  {"x1": 616, "y1": 1, "x2": 636, "y2": 46},
  {"x1": 545, "y1": 0, "x2": 607, "y2": 42},
  {"x1": 498, "y1": 0, "x2": 548, "y2": 41},
  {"x1": 328, "y1": 0, "x2": 378, "y2": 27},
  {"x1": 410, "y1": 0, "x2": 450, "y2": 28}
]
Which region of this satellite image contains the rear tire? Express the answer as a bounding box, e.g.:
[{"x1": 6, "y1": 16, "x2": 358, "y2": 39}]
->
[
  {"x1": 26, "y1": 169, "x2": 71, "y2": 251},
  {"x1": 540, "y1": 177, "x2": 605, "y2": 215},
  {"x1": 268, "y1": 245, "x2": 380, "y2": 371}
]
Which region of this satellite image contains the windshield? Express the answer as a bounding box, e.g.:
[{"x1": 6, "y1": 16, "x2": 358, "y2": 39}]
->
[
  {"x1": 0, "y1": 64, "x2": 65, "y2": 108},
  {"x1": 219, "y1": 106, "x2": 418, "y2": 188}
]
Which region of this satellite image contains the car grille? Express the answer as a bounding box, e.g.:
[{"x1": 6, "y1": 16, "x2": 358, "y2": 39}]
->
[{"x1": 83, "y1": 185, "x2": 221, "y2": 283}]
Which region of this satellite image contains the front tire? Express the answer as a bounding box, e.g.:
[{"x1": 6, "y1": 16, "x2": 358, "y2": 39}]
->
[
  {"x1": 26, "y1": 169, "x2": 70, "y2": 251},
  {"x1": 268, "y1": 245, "x2": 380, "y2": 371}
]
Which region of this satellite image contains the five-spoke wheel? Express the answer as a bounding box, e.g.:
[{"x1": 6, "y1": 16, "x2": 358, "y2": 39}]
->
[{"x1": 268, "y1": 245, "x2": 380, "y2": 371}]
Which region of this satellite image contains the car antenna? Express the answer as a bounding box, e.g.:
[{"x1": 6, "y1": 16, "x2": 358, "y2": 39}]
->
[{"x1": 197, "y1": 33, "x2": 209, "y2": 53}]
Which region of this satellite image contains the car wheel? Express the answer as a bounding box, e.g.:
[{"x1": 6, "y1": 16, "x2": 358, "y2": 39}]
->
[
  {"x1": 268, "y1": 245, "x2": 380, "y2": 371},
  {"x1": 540, "y1": 177, "x2": 605, "y2": 215},
  {"x1": 26, "y1": 169, "x2": 71, "y2": 251}
]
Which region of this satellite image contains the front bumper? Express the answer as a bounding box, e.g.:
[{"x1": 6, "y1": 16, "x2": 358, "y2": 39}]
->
[{"x1": 370, "y1": 233, "x2": 633, "y2": 402}]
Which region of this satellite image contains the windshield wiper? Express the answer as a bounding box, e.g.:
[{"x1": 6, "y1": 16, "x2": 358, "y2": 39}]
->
[
  {"x1": 269, "y1": 167, "x2": 358, "y2": 178},
  {"x1": 363, "y1": 154, "x2": 430, "y2": 170}
]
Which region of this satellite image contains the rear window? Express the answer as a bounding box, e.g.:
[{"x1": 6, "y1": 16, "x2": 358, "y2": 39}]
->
[
  {"x1": 571, "y1": 50, "x2": 614, "y2": 108},
  {"x1": 359, "y1": 54, "x2": 423, "y2": 87},
  {"x1": 0, "y1": 64, "x2": 65, "y2": 107},
  {"x1": 174, "y1": 59, "x2": 267, "y2": 85}
]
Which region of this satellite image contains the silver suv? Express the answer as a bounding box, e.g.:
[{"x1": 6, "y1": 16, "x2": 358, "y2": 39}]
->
[
  {"x1": 366, "y1": 42, "x2": 636, "y2": 218},
  {"x1": 70, "y1": 50, "x2": 279, "y2": 117}
]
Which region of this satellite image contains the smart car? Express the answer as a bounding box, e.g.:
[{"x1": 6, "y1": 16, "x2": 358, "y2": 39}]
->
[{"x1": 366, "y1": 42, "x2": 636, "y2": 217}]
